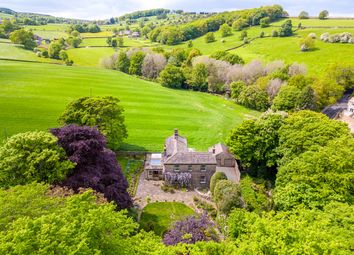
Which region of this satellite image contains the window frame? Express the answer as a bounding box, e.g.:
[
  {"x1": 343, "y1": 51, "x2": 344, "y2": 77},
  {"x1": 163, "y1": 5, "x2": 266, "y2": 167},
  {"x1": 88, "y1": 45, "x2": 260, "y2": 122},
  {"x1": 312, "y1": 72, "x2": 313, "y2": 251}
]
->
[{"x1": 174, "y1": 164, "x2": 180, "y2": 172}]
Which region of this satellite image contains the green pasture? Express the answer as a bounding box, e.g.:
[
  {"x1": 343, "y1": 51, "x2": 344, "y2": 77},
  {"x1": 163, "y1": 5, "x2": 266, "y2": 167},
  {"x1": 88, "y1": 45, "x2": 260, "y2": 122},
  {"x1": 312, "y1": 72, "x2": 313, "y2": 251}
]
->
[
  {"x1": 272, "y1": 18, "x2": 354, "y2": 27},
  {"x1": 25, "y1": 24, "x2": 68, "y2": 39},
  {"x1": 67, "y1": 47, "x2": 116, "y2": 67},
  {"x1": 0, "y1": 60, "x2": 259, "y2": 151},
  {"x1": 140, "y1": 202, "x2": 195, "y2": 236},
  {"x1": 229, "y1": 27, "x2": 354, "y2": 75},
  {"x1": 0, "y1": 42, "x2": 60, "y2": 63}
]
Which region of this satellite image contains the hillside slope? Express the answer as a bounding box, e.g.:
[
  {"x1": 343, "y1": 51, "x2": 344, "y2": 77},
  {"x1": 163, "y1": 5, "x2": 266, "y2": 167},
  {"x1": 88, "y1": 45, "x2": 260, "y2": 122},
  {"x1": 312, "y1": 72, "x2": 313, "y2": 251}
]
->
[{"x1": 0, "y1": 60, "x2": 259, "y2": 151}]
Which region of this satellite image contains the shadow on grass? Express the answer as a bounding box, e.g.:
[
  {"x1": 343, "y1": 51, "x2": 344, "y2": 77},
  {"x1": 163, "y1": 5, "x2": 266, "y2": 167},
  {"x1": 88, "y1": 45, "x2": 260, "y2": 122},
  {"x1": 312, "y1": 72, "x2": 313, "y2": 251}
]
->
[
  {"x1": 119, "y1": 142, "x2": 148, "y2": 152},
  {"x1": 139, "y1": 212, "x2": 166, "y2": 236}
]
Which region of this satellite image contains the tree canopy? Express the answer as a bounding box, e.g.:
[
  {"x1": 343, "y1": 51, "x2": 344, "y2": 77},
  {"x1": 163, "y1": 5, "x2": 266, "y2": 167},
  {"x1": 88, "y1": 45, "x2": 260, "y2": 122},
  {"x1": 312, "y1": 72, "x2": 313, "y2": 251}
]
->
[
  {"x1": 0, "y1": 131, "x2": 74, "y2": 188},
  {"x1": 51, "y1": 125, "x2": 132, "y2": 209},
  {"x1": 58, "y1": 96, "x2": 128, "y2": 150}
]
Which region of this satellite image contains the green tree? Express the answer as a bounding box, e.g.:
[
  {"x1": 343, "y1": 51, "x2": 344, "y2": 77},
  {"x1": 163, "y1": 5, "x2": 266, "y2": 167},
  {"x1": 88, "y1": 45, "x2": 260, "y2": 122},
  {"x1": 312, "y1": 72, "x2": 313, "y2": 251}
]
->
[
  {"x1": 210, "y1": 51, "x2": 244, "y2": 65},
  {"x1": 319, "y1": 10, "x2": 329, "y2": 20},
  {"x1": 239, "y1": 31, "x2": 247, "y2": 40},
  {"x1": 116, "y1": 50, "x2": 130, "y2": 73},
  {"x1": 48, "y1": 41, "x2": 64, "y2": 59},
  {"x1": 158, "y1": 65, "x2": 185, "y2": 89},
  {"x1": 275, "y1": 137, "x2": 354, "y2": 210},
  {"x1": 298, "y1": 11, "x2": 309, "y2": 19},
  {"x1": 0, "y1": 132, "x2": 74, "y2": 188},
  {"x1": 0, "y1": 184, "x2": 160, "y2": 255},
  {"x1": 299, "y1": 36, "x2": 315, "y2": 51},
  {"x1": 205, "y1": 32, "x2": 215, "y2": 43},
  {"x1": 237, "y1": 85, "x2": 270, "y2": 111},
  {"x1": 106, "y1": 36, "x2": 112, "y2": 46},
  {"x1": 129, "y1": 51, "x2": 145, "y2": 75},
  {"x1": 59, "y1": 50, "x2": 68, "y2": 61},
  {"x1": 230, "y1": 81, "x2": 246, "y2": 100},
  {"x1": 210, "y1": 172, "x2": 227, "y2": 196},
  {"x1": 9, "y1": 29, "x2": 36, "y2": 50},
  {"x1": 187, "y1": 40, "x2": 193, "y2": 48},
  {"x1": 232, "y1": 18, "x2": 248, "y2": 31},
  {"x1": 279, "y1": 20, "x2": 293, "y2": 37},
  {"x1": 188, "y1": 63, "x2": 208, "y2": 91},
  {"x1": 66, "y1": 36, "x2": 82, "y2": 48},
  {"x1": 214, "y1": 180, "x2": 242, "y2": 215},
  {"x1": 277, "y1": 110, "x2": 350, "y2": 165},
  {"x1": 227, "y1": 203, "x2": 354, "y2": 254},
  {"x1": 227, "y1": 112, "x2": 285, "y2": 177},
  {"x1": 111, "y1": 38, "x2": 118, "y2": 47},
  {"x1": 117, "y1": 37, "x2": 124, "y2": 47},
  {"x1": 219, "y1": 23, "x2": 232, "y2": 37},
  {"x1": 58, "y1": 96, "x2": 128, "y2": 149},
  {"x1": 259, "y1": 17, "x2": 270, "y2": 28}
]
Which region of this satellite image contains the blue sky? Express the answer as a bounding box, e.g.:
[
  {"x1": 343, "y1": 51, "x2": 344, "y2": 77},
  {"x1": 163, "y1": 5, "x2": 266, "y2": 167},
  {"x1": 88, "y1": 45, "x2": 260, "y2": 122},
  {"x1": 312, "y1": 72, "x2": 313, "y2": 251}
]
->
[{"x1": 1, "y1": 0, "x2": 353, "y2": 20}]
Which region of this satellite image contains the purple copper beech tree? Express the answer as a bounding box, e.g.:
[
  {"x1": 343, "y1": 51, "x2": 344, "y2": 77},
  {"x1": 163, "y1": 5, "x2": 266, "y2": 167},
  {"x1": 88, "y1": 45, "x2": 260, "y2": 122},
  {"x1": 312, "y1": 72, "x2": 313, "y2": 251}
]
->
[{"x1": 51, "y1": 125, "x2": 132, "y2": 209}]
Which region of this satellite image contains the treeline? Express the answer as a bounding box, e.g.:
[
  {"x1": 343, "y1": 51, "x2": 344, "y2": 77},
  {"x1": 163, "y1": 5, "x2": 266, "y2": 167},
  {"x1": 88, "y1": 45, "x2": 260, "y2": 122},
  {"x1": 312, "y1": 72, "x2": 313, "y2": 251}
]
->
[
  {"x1": 149, "y1": 5, "x2": 285, "y2": 45},
  {"x1": 119, "y1": 8, "x2": 171, "y2": 20},
  {"x1": 66, "y1": 23, "x2": 101, "y2": 33},
  {"x1": 102, "y1": 46, "x2": 353, "y2": 113},
  {"x1": 0, "y1": 8, "x2": 90, "y2": 25}
]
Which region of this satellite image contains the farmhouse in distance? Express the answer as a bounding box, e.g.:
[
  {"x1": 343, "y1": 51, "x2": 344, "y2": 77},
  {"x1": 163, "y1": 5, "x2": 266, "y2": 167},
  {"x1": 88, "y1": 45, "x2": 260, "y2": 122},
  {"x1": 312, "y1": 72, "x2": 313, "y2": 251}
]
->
[{"x1": 145, "y1": 129, "x2": 240, "y2": 188}]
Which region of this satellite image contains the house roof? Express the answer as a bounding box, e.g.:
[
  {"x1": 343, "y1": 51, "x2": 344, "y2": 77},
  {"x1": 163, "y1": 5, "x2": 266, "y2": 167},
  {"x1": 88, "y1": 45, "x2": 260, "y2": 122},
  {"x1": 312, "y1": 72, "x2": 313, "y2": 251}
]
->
[
  {"x1": 164, "y1": 130, "x2": 188, "y2": 157},
  {"x1": 208, "y1": 143, "x2": 229, "y2": 155},
  {"x1": 164, "y1": 152, "x2": 217, "y2": 165}
]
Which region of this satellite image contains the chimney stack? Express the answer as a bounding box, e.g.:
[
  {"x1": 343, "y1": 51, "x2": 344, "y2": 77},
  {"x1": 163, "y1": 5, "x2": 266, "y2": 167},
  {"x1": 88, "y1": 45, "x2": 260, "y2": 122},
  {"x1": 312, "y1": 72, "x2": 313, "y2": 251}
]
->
[{"x1": 174, "y1": 129, "x2": 178, "y2": 139}]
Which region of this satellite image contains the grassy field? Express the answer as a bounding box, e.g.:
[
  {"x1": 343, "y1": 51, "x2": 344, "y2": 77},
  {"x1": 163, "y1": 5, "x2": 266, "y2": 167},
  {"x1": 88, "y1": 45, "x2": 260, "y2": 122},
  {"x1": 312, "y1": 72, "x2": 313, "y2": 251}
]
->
[
  {"x1": 0, "y1": 41, "x2": 60, "y2": 63},
  {"x1": 0, "y1": 60, "x2": 259, "y2": 151},
  {"x1": 140, "y1": 202, "x2": 195, "y2": 236},
  {"x1": 164, "y1": 19, "x2": 354, "y2": 75},
  {"x1": 272, "y1": 18, "x2": 354, "y2": 27},
  {"x1": 25, "y1": 24, "x2": 68, "y2": 39},
  {"x1": 229, "y1": 28, "x2": 354, "y2": 75},
  {"x1": 67, "y1": 47, "x2": 116, "y2": 67}
]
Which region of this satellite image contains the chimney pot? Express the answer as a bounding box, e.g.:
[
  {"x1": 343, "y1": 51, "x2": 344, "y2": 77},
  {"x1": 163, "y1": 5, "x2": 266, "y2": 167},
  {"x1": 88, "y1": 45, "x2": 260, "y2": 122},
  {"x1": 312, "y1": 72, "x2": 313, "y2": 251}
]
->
[{"x1": 174, "y1": 129, "x2": 178, "y2": 139}]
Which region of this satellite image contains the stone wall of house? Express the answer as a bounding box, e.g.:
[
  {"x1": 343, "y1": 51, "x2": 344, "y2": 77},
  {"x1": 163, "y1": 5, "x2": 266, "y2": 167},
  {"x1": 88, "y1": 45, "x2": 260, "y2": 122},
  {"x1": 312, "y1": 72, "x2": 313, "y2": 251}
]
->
[
  {"x1": 164, "y1": 164, "x2": 216, "y2": 188},
  {"x1": 215, "y1": 153, "x2": 236, "y2": 167}
]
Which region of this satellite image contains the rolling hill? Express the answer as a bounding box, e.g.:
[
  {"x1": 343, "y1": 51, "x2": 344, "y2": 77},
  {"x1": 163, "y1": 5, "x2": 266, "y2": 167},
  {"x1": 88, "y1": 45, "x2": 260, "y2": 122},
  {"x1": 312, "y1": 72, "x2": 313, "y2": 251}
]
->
[{"x1": 0, "y1": 60, "x2": 259, "y2": 151}]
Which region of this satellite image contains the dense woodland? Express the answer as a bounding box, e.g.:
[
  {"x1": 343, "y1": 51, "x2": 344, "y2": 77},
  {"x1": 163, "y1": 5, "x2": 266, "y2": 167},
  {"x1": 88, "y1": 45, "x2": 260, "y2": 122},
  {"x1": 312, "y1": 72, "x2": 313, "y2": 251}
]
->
[{"x1": 0, "y1": 4, "x2": 354, "y2": 254}]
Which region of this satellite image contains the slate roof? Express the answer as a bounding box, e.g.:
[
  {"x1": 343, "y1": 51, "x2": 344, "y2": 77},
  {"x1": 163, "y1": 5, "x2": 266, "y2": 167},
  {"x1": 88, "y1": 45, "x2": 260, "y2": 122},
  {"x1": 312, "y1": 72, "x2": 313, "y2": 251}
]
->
[
  {"x1": 164, "y1": 152, "x2": 217, "y2": 165},
  {"x1": 163, "y1": 129, "x2": 217, "y2": 165},
  {"x1": 164, "y1": 131, "x2": 188, "y2": 158}
]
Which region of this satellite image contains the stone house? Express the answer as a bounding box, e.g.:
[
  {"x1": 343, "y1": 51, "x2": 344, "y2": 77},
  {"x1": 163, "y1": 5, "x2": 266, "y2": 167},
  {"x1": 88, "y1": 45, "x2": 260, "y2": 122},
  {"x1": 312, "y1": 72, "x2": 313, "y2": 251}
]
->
[{"x1": 145, "y1": 129, "x2": 240, "y2": 188}]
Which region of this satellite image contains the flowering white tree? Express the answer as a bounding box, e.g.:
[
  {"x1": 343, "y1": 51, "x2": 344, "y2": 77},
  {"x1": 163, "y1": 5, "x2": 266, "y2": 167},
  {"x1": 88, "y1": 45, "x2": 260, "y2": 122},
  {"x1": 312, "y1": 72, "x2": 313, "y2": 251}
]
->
[
  {"x1": 142, "y1": 53, "x2": 167, "y2": 79},
  {"x1": 288, "y1": 62, "x2": 307, "y2": 76}
]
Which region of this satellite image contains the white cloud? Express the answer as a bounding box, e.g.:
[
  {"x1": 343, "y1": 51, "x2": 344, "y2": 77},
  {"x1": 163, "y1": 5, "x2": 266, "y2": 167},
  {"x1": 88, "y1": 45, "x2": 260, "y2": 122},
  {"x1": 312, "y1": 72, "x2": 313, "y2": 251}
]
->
[{"x1": 0, "y1": 0, "x2": 353, "y2": 20}]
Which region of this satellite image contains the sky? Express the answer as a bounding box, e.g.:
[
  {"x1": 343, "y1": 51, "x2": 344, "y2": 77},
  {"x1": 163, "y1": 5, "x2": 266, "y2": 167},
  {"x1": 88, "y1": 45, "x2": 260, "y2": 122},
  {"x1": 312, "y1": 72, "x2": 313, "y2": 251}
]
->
[{"x1": 1, "y1": 0, "x2": 353, "y2": 20}]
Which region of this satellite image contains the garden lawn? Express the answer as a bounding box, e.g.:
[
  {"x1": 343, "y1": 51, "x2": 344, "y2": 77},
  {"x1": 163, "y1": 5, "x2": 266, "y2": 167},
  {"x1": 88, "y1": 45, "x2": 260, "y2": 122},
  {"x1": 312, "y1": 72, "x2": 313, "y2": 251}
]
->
[
  {"x1": 140, "y1": 202, "x2": 195, "y2": 236},
  {"x1": 0, "y1": 60, "x2": 259, "y2": 151}
]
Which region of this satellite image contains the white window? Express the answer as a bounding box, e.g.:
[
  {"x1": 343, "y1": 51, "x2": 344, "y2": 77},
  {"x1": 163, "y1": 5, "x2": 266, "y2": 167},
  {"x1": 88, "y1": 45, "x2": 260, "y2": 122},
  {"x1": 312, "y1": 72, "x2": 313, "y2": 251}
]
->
[
  {"x1": 200, "y1": 176, "x2": 206, "y2": 184},
  {"x1": 200, "y1": 165, "x2": 206, "y2": 171},
  {"x1": 188, "y1": 165, "x2": 193, "y2": 171},
  {"x1": 174, "y1": 165, "x2": 180, "y2": 172}
]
